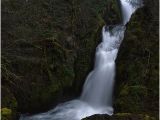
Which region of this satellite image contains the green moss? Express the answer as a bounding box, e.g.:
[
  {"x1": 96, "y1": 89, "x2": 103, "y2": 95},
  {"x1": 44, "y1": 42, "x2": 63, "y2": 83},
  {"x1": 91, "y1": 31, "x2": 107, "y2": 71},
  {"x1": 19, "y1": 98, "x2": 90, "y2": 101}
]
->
[
  {"x1": 119, "y1": 85, "x2": 148, "y2": 97},
  {"x1": 115, "y1": 113, "x2": 131, "y2": 117},
  {"x1": 1, "y1": 108, "x2": 12, "y2": 120},
  {"x1": 1, "y1": 108, "x2": 12, "y2": 116},
  {"x1": 115, "y1": 85, "x2": 148, "y2": 113},
  {"x1": 1, "y1": 86, "x2": 17, "y2": 120},
  {"x1": 144, "y1": 115, "x2": 156, "y2": 120},
  {"x1": 115, "y1": 0, "x2": 158, "y2": 118}
]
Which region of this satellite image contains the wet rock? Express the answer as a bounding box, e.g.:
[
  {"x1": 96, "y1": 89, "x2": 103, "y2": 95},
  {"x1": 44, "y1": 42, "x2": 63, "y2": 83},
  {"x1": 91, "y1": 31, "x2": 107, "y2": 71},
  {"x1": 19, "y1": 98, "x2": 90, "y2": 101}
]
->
[
  {"x1": 104, "y1": 0, "x2": 122, "y2": 25},
  {"x1": 82, "y1": 113, "x2": 156, "y2": 120}
]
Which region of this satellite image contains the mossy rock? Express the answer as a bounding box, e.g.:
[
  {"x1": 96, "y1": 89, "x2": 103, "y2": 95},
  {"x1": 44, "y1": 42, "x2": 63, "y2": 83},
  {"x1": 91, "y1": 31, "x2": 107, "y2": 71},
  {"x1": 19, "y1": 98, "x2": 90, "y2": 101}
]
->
[
  {"x1": 115, "y1": 0, "x2": 158, "y2": 118},
  {"x1": 1, "y1": 87, "x2": 17, "y2": 109},
  {"x1": 104, "y1": 0, "x2": 122, "y2": 24},
  {"x1": 115, "y1": 85, "x2": 148, "y2": 113},
  {"x1": 1, "y1": 86, "x2": 17, "y2": 120},
  {"x1": 1, "y1": 108, "x2": 12, "y2": 120}
]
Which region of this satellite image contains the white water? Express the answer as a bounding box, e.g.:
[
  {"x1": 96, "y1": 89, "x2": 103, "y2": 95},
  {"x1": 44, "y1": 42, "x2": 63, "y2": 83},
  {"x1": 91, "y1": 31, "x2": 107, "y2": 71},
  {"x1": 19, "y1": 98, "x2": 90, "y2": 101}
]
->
[
  {"x1": 120, "y1": 0, "x2": 143, "y2": 24},
  {"x1": 80, "y1": 25, "x2": 125, "y2": 111},
  {"x1": 20, "y1": 0, "x2": 142, "y2": 120}
]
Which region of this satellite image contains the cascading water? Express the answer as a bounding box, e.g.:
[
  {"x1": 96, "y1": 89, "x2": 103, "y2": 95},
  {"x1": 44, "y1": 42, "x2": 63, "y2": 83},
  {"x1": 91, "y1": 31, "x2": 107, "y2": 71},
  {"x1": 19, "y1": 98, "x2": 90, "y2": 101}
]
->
[
  {"x1": 20, "y1": 0, "x2": 142, "y2": 120},
  {"x1": 80, "y1": 25, "x2": 125, "y2": 112},
  {"x1": 120, "y1": 0, "x2": 143, "y2": 24}
]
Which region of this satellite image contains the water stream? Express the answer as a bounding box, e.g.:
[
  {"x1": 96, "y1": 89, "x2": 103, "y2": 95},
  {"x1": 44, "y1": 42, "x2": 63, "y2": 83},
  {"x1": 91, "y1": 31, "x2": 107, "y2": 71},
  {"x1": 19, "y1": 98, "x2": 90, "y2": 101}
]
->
[{"x1": 20, "y1": 0, "x2": 142, "y2": 120}]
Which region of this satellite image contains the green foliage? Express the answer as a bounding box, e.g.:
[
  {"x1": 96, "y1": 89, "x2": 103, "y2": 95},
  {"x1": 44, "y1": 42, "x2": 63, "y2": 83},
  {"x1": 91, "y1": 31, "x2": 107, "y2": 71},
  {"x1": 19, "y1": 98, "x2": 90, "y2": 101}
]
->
[{"x1": 1, "y1": 108, "x2": 12, "y2": 120}]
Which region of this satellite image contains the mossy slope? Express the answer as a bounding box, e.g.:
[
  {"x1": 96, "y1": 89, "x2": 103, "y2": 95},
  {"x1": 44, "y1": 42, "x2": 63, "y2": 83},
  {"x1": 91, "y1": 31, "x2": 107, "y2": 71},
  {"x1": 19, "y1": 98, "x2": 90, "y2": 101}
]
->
[
  {"x1": 115, "y1": 0, "x2": 159, "y2": 119},
  {"x1": 1, "y1": 0, "x2": 121, "y2": 119}
]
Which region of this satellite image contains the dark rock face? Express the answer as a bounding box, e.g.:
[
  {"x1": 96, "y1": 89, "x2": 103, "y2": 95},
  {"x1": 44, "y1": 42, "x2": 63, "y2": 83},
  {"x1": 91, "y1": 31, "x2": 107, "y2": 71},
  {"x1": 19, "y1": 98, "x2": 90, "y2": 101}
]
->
[
  {"x1": 115, "y1": 0, "x2": 159, "y2": 119},
  {"x1": 2, "y1": 0, "x2": 77, "y2": 115},
  {"x1": 104, "y1": 0, "x2": 122, "y2": 25},
  {"x1": 1, "y1": 0, "x2": 121, "y2": 119},
  {"x1": 82, "y1": 113, "x2": 156, "y2": 120}
]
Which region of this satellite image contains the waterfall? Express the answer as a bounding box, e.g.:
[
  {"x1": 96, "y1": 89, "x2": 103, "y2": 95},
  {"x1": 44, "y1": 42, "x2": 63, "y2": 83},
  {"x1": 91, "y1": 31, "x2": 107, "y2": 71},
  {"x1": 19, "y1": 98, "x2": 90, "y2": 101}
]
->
[
  {"x1": 120, "y1": 0, "x2": 143, "y2": 24},
  {"x1": 20, "y1": 0, "x2": 142, "y2": 120},
  {"x1": 80, "y1": 25, "x2": 125, "y2": 111}
]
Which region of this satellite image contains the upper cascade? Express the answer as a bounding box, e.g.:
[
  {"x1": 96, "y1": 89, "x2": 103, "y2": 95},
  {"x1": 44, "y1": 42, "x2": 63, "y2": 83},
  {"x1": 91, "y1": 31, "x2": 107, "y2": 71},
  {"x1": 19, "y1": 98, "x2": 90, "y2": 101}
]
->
[{"x1": 120, "y1": 0, "x2": 143, "y2": 24}]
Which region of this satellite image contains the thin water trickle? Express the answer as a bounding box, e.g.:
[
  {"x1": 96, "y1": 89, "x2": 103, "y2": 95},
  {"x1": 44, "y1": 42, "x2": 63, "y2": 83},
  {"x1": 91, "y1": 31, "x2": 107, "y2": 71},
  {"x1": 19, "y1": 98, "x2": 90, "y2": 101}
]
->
[{"x1": 20, "y1": 0, "x2": 142, "y2": 120}]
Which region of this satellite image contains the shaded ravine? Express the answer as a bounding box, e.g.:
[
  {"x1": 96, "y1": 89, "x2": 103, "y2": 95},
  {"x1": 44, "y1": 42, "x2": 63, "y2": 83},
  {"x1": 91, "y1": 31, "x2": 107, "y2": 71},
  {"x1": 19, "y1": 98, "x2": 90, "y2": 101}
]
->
[{"x1": 20, "y1": 0, "x2": 142, "y2": 120}]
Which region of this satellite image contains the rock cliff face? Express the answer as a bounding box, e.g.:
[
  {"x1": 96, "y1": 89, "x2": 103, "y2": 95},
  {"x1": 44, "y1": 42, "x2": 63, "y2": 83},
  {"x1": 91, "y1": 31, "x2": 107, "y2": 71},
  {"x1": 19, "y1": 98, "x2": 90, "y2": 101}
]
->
[
  {"x1": 115, "y1": 0, "x2": 158, "y2": 119},
  {"x1": 1, "y1": 0, "x2": 120, "y2": 119}
]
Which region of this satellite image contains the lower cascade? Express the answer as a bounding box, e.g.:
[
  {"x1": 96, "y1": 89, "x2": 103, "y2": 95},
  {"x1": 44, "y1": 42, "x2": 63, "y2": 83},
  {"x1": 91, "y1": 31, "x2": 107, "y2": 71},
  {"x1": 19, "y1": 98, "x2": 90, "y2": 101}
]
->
[{"x1": 20, "y1": 0, "x2": 142, "y2": 120}]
